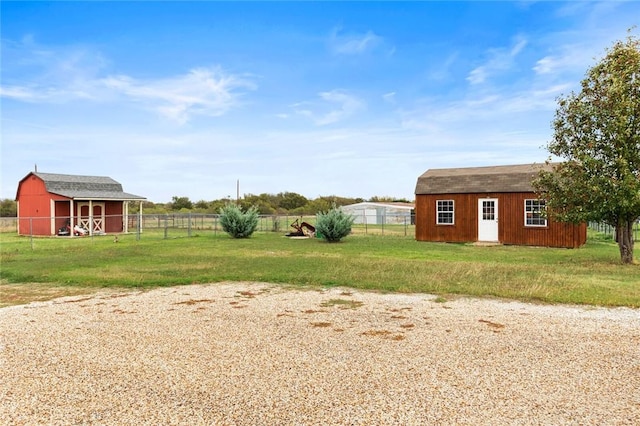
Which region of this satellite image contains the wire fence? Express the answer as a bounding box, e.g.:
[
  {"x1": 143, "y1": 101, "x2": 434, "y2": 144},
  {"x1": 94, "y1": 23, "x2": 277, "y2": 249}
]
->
[
  {"x1": 0, "y1": 212, "x2": 417, "y2": 241},
  {"x1": 3, "y1": 215, "x2": 636, "y2": 245},
  {"x1": 588, "y1": 221, "x2": 640, "y2": 242}
]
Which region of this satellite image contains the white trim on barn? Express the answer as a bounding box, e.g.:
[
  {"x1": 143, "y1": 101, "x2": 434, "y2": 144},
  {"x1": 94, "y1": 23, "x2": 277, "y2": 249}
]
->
[{"x1": 340, "y1": 202, "x2": 414, "y2": 225}]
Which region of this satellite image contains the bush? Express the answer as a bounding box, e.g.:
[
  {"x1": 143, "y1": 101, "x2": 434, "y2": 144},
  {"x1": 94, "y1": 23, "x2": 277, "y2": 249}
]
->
[
  {"x1": 315, "y1": 205, "x2": 355, "y2": 243},
  {"x1": 219, "y1": 204, "x2": 259, "y2": 238}
]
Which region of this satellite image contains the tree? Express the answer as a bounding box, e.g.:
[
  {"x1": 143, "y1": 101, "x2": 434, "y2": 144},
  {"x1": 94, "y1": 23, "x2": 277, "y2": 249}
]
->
[
  {"x1": 278, "y1": 192, "x2": 308, "y2": 211},
  {"x1": 219, "y1": 204, "x2": 259, "y2": 238},
  {"x1": 0, "y1": 199, "x2": 17, "y2": 217},
  {"x1": 534, "y1": 33, "x2": 640, "y2": 264},
  {"x1": 194, "y1": 200, "x2": 210, "y2": 210},
  {"x1": 315, "y1": 205, "x2": 355, "y2": 243},
  {"x1": 168, "y1": 196, "x2": 193, "y2": 211}
]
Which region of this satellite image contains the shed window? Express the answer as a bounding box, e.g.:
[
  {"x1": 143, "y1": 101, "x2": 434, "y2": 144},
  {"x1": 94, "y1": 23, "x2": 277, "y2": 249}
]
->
[
  {"x1": 436, "y1": 200, "x2": 454, "y2": 225},
  {"x1": 525, "y1": 199, "x2": 547, "y2": 227}
]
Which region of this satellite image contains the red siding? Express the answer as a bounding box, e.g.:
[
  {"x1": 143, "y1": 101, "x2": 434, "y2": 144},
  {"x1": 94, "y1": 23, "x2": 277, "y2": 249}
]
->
[
  {"x1": 415, "y1": 192, "x2": 586, "y2": 248},
  {"x1": 104, "y1": 202, "x2": 124, "y2": 233},
  {"x1": 53, "y1": 201, "x2": 71, "y2": 232},
  {"x1": 16, "y1": 174, "x2": 55, "y2": 235},
  {"x1": 17, "y1": 173, "x2": 128, "y2": 235}
]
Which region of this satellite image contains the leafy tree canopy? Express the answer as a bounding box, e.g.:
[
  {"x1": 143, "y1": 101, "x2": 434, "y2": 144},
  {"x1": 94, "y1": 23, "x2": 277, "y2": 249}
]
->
[
  {"x1": 534, "y1": 32, "x2": 640, "y2": 263},
  {"x1": 0, "y1": 199, "x2": 17, "y2": 217},
  {"x1": 168, "y1": 196, "x2": 193, "y2": 211}
]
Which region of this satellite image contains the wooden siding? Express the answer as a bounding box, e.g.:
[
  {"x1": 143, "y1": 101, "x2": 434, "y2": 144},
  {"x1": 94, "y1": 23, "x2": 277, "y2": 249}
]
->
[
  {"x1": 415, "y1": 192, "x2": 586, "y2": 248},
  {"x1": 53, "y1": 201, "x2": 71, "y2": 234},
  {"x1": 104, "y1": 202, "x2": 124, "y2": 233},
  {"x1": 18, "y1": 173, "x2": 128, "y2": 235},
  {"x1": 16, "y1": 174, "x2": 54, "y2": 235}
]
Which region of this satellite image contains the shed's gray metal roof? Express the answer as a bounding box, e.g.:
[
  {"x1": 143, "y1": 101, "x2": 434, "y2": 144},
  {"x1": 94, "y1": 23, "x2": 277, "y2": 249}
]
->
[
  {"x1": 34, "y1": 172, "x2": 146, "y2": 200},
  {"x1": 415, "y1": 163, "x2": 552, "y2": 195}
]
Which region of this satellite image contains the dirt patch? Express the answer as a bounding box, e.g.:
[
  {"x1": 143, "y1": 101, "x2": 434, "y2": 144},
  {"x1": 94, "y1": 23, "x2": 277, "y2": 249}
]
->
[{"x1": 0, "y1": 283, "x2": 108, "y2": 308}]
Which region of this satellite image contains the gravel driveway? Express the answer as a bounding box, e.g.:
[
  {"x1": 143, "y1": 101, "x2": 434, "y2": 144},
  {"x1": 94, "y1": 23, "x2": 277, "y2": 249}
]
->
[{"x1": 1, "y1": 282, "x2": 639, "y2": 425}]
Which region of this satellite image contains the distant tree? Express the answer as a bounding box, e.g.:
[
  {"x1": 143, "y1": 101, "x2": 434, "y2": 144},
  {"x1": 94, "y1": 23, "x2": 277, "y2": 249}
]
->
[
  {"x1": 315, "y1": 205, "x2": 355, "y2": 243},
  {"x1": 0, "y1": 199, "x2": 17, "y2": 217},
  {"x1": 208, "y1": 199, "x2": 228, "y2": 213},
  {"x1": 318, "y1": 195, "x2": 359, "y2": 207},
  {"x1": 168, "y1": 196, "x2": 193, "y2": 211},
  {"x1": 194, "y1": 200, "x2": 209, "y2": 210},
  {"x1": 219, "y1": 204, "x2": 259, "y2": 238},
  {"x1": 369, "y1": 196, "x2": 395, "y2": 202},
  {"x1": 393, "y1": 198, "x2": 413, "y2": 203},
  {"x1": 368, "y1": 196, "x2": 412, "y2": 203},
  {"x1": 306, "y1": 198, "x2": 333, "y2": 214},
  {"x1": 534, "y1": 33, "x2": 640, "y2": 264},
  {"x1": 250, "y1": 199, "x2": 275, "y2": 215},
  {"x1": 128, "y1": 201, "x2": 166, "y2": 214},
  {"x1": 278, "y1": 192, "x2": 308, "y2": 211}
]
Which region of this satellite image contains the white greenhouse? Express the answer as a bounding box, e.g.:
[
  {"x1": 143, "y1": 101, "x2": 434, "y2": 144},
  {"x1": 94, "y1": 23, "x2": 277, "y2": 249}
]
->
[{"x1": 340, "y1": 202, "x2": 414, "y2": 225}]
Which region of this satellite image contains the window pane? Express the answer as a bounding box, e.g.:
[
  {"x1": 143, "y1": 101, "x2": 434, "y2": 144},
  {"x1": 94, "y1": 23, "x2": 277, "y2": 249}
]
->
[
  {"x1": 482, "y1": 201, "x2": 495, "y2": 220},
  {"x1": 437, "y1": 200, "x2": 454, "y2": 224},
  {"x1": 525, "y1": 199, "x2": 546, "y2": 226}
]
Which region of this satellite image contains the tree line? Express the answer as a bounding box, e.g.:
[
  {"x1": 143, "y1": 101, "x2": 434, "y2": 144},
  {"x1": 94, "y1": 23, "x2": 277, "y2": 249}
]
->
[
  {"x1": 143, "y1": 193, "x2": 412, "y2": 215},
  {"x1": 0, "y1": 193, "x2": 412, "y2": 217}
]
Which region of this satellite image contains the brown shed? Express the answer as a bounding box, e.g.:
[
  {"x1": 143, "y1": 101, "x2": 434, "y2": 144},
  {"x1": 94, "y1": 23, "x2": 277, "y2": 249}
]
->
[
  {"x1": 414, "y1": 164, "x2": 586, "y2": 248},
  {"x1": 16, "y1": 171, "x2": 146, "y2": 236}
]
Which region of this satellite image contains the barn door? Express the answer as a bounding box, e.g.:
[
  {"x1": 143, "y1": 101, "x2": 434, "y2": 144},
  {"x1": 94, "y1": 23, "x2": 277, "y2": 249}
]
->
[
  {"x1": 78, "y1": 202, "x2": 105, "y2": 234},
  {"x1": 478, "y1": 199, "x2": 498, "y2": 242}
]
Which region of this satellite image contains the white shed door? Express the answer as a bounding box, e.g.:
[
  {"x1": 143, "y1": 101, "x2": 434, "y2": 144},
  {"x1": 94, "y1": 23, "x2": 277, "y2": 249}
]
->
[{"x1": 478, "y1": 199, "x2": 498, "y2": 242}]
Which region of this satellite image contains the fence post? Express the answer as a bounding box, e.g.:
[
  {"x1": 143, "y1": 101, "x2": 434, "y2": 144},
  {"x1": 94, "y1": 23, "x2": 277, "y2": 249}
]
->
[
  {"x1": 164, "y1": 214, "x2": 169, "y2": 239},
  {"x1": 364, "y1": 212, "x2": 368, "y2": 235},
  {"x1": 30, "y1": 218, "x2": 34, "y2": 250},
  {"x1": 188, "y1": 212, "x2": 192, "y2": 237}
]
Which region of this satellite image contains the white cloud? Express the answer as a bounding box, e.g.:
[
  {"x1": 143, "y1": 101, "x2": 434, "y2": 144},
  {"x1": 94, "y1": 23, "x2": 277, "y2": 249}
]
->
[
  {"x1": 0, "y1": 86, "x2": 45, "y2": 101},
  {"x1": 329, "y1": 27, "x2": 383, "y2": 55},
  {"x1": 1, "y1": 39, "x2": 256, "y2": 124},
  {"x1": 382, "y1": 92, "x2": 396, "y2": 104},
  {"x1": 101, "y1": 68, "x2": 256, "y2": 124},
  {"x1": 293, "y1": 90, "x2": 365, "y2": 126},
  {"x1": 467, "y1": 35, "x2": 528, "y2": 85},
  {"x1": 2, "y1": 66, "x2": 255, "y2": 124}
]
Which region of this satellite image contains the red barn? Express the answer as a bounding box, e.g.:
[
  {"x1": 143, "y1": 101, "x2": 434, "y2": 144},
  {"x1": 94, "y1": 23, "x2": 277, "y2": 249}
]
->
[
  {"x1": 414, "y1": 164, "x2": 586, "y2": 248},
  {"x1": 16, "y1": 171, "x2": 146, "y2": 236}
]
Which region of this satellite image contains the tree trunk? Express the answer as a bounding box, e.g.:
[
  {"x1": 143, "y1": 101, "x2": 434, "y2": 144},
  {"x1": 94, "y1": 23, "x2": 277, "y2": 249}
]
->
[{"x1": 616, "y1": 220, "x2": 635, "y2": 264}]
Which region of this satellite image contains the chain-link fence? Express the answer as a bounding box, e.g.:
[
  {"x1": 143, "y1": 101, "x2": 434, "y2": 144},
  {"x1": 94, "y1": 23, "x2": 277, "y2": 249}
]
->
[
  {"x1": 131, "y1": 213, "x2": 416, "y2": 238},
  {"x1": 1, "y1": 212, "x2": 417, "y2": 242},
  {"x1": 5, "y1": 215, "x2": 638, "y2": 241}
]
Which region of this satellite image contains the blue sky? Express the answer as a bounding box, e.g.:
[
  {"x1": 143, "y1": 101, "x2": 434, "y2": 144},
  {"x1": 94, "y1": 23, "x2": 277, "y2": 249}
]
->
[{"x1": 1, "y1": 1, "x2": 638, "y2": 203}]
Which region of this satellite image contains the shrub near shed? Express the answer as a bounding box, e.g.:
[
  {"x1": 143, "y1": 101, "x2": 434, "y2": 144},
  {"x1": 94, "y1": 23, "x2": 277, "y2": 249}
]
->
[
  {"x1": 316, "y1": 205, "x2": 355, "y2": 243},
  {"x1": 219, "y1": 204, "x2": 259, "y2": 238}
]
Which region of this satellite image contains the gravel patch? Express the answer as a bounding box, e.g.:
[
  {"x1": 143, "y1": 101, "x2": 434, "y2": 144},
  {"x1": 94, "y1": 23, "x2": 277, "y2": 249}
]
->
[{"x1": 1, "y1": 282, "x2": 639, "y2": 425}]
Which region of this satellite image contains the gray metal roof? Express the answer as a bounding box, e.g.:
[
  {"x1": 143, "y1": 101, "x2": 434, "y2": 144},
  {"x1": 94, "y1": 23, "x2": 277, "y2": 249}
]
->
[
  {"x1": 34, "y1": 172, "x2": 146, "y2": 200},
  {"x1": 415, "y1": 163, "x2": 552, "y2": 195}
]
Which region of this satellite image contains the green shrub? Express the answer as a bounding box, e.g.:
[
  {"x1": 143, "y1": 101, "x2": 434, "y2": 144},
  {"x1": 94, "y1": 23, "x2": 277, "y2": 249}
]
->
[
  {"x1": 219, "y1": 204, "x2": 259, "y2": 238},
  {"x1": 315, "y1": 205, "x2": 355, "y2": 243}
]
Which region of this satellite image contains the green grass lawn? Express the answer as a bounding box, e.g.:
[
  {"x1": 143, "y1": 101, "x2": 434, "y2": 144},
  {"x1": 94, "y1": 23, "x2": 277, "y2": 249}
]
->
[{"x1": 1, "y1": 230, "x2": 638, "y2": 307}]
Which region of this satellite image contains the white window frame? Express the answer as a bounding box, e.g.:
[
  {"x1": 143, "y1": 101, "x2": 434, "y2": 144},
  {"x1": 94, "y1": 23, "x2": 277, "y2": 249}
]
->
[
  {"x1": 436, "y1": 200, "x2": 455, "y2": 225},
  {"x1": 524, "y1": 199, "x2": 547, "y2": 227}
]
